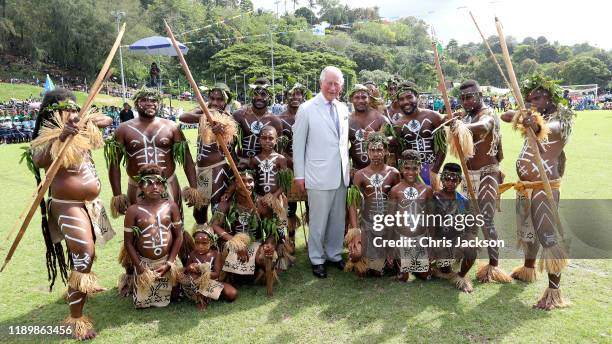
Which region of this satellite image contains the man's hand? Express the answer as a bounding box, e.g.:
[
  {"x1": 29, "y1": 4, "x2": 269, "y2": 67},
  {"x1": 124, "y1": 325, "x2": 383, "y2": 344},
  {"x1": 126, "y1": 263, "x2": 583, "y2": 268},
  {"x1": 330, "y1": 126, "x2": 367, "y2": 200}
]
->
[
  {"x1": 186, "y1": 262, "x2": 199, "y2": 274},
  {"x1": 294, "y1": 179, "x2": 305, "y2": 193},
  {"x1": 430, "y1": 171, "x2": 442, "y2": 192},
  {"x1": 59, "y1": 120, "x2": 79, "y2": 142},
  {"x1": 262, "y1": 242, "x2": 275, "y2": 258},
  {"x1": 237, "y1": 248, "x2": 249, "y2": 262},
  {"x1": 211, "y1": 121, "x2": 225, "y2": 136},
  {"x1": 154, "y1": 263, "x2": 170, "y2": 276},
  {"x1": 522, "y1": 110, "x2": 539, "y2": 132}
]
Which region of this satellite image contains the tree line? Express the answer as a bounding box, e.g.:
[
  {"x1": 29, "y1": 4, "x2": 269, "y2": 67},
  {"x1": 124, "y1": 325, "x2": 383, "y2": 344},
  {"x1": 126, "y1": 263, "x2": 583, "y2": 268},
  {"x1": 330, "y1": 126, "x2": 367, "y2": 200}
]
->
[{"x1": 1, "y1": 0, "x2": 610, "y2": 94}]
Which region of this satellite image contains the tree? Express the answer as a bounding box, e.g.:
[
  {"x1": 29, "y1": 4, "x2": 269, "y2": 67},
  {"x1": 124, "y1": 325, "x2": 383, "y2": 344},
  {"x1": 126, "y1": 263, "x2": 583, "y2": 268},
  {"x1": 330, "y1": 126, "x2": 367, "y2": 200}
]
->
[
  {"x1": 294, "y1": 6, "x2": 317, "y2": 24},
  {"x1": 518, "y1": 58, "x2": 540, "y2": 78},
  {"x1": 560, "y1": 56, "x2": 611, "y2": 87},
  {"x1": 536, "y1": 43, "x2": 560, "y2": 63},
  {"x1": 513, "y1": 44, "x2": 537, "y2": 63},
  {"x1": 358, "y1": 69, "x2": 392, "y2": 85},
  {"x1": 536, "y1": 36, "x2": 548, "y2": 45},
  {"x1": 350, "y1": 44, "x2": 388, "y2": 72}
]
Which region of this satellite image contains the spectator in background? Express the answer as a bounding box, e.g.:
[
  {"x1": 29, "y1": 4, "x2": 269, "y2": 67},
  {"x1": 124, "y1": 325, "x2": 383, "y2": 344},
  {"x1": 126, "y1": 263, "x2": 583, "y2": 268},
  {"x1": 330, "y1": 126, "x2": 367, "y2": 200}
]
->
[
  {"x1": 150, "y1": 62, "x2": 160, "y2": 87},
  {"x1": 119, "y1": 102, "x2": 134, "y2": 123}
]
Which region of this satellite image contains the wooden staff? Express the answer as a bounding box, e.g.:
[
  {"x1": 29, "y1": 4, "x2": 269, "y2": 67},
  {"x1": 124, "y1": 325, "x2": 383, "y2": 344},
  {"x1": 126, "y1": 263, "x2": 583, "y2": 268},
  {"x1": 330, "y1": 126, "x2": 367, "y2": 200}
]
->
[
  {"x1": 495, "y1": 17, "x2": 564, "y2": 238},
  {"x1": 1, "y1": 24, "x2": 126, "y2": 272},
  {"x1": 430, "y1": 34, "x2": 481, "y2": 213},
  {"x1": 469, "y1": 11, "x2": 514, "y2": 94},
  {"x1": 163, "y1": 20, "x2": 256, "y2": 212}
]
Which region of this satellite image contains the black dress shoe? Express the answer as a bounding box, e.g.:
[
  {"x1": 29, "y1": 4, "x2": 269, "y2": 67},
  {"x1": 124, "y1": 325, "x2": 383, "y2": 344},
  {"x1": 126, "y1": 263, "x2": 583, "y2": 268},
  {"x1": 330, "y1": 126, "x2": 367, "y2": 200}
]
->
[
  {"x1": 312, "y1": 264, "x2": 327, "y2": 278},
  {"x1": 326, "y1": 259, "x2": 346, "y2": 270}
]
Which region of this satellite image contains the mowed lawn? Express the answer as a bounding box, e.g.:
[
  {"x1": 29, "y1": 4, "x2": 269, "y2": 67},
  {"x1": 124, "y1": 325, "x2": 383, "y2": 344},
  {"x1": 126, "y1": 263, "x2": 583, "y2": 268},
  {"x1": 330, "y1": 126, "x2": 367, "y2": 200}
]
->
[{"x1": 0, "y1": 96, "x2": 610, "y2": 343}]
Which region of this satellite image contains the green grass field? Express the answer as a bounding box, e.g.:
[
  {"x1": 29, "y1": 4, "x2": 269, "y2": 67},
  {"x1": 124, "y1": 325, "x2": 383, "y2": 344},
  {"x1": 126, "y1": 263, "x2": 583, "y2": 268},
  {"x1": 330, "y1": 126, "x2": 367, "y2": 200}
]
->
[{"x1": 0, "y1": 88, "x2": 610, "y2": 343}]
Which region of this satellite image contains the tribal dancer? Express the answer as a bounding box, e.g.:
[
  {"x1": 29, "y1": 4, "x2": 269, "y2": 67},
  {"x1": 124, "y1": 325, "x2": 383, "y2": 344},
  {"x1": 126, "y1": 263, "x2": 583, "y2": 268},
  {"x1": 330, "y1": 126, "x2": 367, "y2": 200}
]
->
[
  {"x1": 247, "y1": 125, "x2": 294, "y2": 271},
  {"x1": 452, "y1": 79, "x2": 511, "y2": 283},
  {"x1": 28, "y1": 88, "x2": 114, "y2": 340},
  {"x1": 431, "y1": 163, "x2": 477, "y2": 292},
  {"x1": 180, "y1": 226, "x2": 238, "y2": 310},
  {"x1": 123, "y1": 164, "x2": 183, "y2": 309},
  {"x1": 389, "y1": 150, "x2": 434, "y2": 282},
  {"x1": 348, "y1": 84, "x2": 388, "y2": 171},
  {"x1": 105, "y1": 87, "x2": 199, "y2": 295},
  {"x1": 346, "y1": 133, "x2": 400, "y2": 277},
  {"x1": 385, "y1": 82, "x2": 446, "y2": 190},
  {"x1": 277, "y1": 83, "x2": 310, "y2": 249},
  {"x1": 232, "y1": 78, "x2": 283, "y2": 165},
  {"x1": 179, "y1": 83, "x2": 238, "y2": 224},
  {"x1": 211, "y1": 170, "x2": 281, "y2": 295},
  {"x1": 500, "y1": 74, "x2": 575, "y2": 310}
]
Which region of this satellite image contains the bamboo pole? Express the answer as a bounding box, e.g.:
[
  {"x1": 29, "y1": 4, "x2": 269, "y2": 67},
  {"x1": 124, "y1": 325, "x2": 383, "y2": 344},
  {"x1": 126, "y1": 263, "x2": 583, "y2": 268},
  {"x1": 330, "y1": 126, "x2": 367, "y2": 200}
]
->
[
  {"x1": 495, "y1": 17, "x2": 564, "y2": 238},
  {"x1": 469, "y1": 11, "x2": 513, "y2": 94},
  {"x1": 1, "y1": 24, "x2": 126, "y2": 272},
  {"x1": 163, "y1": 20, "x2": 256, "y2": 212}
]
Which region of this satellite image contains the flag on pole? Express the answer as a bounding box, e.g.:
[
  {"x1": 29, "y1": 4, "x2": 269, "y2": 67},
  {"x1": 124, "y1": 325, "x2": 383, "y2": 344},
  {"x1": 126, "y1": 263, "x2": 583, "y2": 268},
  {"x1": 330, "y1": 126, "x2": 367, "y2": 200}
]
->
[{"x1": 43, "y1": 74, "x2": 55, "y2": 95}]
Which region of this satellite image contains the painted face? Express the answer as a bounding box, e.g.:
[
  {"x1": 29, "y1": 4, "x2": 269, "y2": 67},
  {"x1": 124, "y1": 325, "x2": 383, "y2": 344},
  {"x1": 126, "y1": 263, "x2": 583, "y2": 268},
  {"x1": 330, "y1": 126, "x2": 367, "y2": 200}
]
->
[
  {"x1": 401, "y1": 162, "x2": 420, "y2": 183},
  {"x1": 238, "y1": 174, "x2": 255, "y2": 195},
  {"x1": 320, "y1": 72, "x2": 343, "y2": 101},
  {"x1": 259, "y1": 128, "x2": 277, "y2": 151},
  {"x1": 526, "y1": 89, "x2": 551, "y2": 114},
  {"x1": 388, "y1": 83, "x2": 397, "y2": 98},
  {"x1": 208, "y1": 90, "x2": 227, "y2": 112},
  {"x1": 459, "y1": 86, "x2": 481, "y2": 112},
  {"x1": 365, "y1": 84, "x2": 380, "y2": 98},
  {"x1": 397, "y1": 91, "x2": 418, "y2": 116},
  {"x1": 367, "y1": 142, "x2": 386, "y2": 165},
  {"x1": 194, "y1": 232, "x2": 211, "y2": 254},
  {"x1": 140, "y1": 176, "x2": 165, "y2": 200},
  {"x1": 351, "y1": 91, "x2": 370, "y2": 112},
  {"x1": 252, "y1": 88, "x2": 269, "y2": 110},
  {"x1": 441, "y1": 172, "x2": 461, "y2": 193},
  {"x1": 137, "y1": 97, "x2": 159, "y2": 118},
  {"x1": 289, "y1": 90, "x2": 304, "y2": 109}
]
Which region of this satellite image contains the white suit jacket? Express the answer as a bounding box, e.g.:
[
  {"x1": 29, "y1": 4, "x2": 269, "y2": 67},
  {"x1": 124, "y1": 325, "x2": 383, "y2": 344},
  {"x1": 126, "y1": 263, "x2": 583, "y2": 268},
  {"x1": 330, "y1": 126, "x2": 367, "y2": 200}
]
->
[{"x1": 292, "y1": 92, "x2": 350, "y2": 190}]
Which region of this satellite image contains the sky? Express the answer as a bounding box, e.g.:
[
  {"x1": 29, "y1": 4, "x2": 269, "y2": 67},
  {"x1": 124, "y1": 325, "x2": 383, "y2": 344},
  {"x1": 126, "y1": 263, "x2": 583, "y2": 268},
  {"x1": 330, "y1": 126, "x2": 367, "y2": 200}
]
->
[{"x1": 252, "y1": 0, "x2": 612, "y2": 50}]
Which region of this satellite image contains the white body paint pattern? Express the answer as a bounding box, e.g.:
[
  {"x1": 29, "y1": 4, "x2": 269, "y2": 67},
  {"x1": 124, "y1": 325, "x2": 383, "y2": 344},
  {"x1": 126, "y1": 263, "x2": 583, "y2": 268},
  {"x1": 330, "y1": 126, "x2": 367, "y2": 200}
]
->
[
  {"x1": 196, "y1": 138, "x2": 215, "y2": 162},
  {"x1": 350, "y1": 119, "x2": 378, "y2": 164},
  {"x1": 402, "y1": 118, "x2": 435, "y2": 164},
  {"x1": 58, "y1": 215, "x2": 89, "y2": 245},
  {"x1": 516, "y1": 139, "x2": 555, "y2": 178},
  {"x1": 71, "y1": 252, "x2": 92, "y2": 271},
  {"x1": 255, "y1": 155, "x2": 279, "y2": 193},
  {"x1": 126, "y1": 125, "x2": 171, "y2": 170},
  {"x1": 398, "y1": 186, "x2": 427, "y2": 216},
  {"x1": 138, "y1": 204, "x2": 172, "y2": 257},
  {"x1": 66, "y1": 155, "x2": 101, "y2": 192},
  {"x1": 242, "y1": 119, "x2": 272, "y2": 157},
  {"x1": 363, "y1": 170, "x2": 393, "y2": 218}
]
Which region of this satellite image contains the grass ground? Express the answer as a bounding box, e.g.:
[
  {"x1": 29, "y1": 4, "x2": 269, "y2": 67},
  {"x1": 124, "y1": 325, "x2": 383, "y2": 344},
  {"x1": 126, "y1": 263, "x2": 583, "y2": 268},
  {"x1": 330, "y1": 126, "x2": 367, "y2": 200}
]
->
[{"x1": 0, "y1": 88, "x2": 610, "y2": 343}]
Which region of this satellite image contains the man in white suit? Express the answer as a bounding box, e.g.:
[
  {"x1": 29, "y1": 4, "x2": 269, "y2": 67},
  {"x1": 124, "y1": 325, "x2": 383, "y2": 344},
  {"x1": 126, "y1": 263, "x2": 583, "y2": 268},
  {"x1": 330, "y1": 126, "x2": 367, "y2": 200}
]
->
[{"x1": 292, "y1": 66, "x2": 350, "y2": 278}]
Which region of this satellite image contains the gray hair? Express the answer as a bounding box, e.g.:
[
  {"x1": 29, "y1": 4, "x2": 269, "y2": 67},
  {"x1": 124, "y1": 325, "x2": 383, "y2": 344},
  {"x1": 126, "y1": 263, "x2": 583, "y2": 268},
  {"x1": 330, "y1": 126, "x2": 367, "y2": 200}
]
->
[{"x1": 319, "y1": 66, "x2": 344, "y2": 85}]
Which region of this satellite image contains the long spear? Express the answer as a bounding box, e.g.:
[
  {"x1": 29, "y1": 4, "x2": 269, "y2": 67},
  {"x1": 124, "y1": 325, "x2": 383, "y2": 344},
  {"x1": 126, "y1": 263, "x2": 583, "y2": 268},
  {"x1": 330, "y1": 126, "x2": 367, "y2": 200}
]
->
[
  {"x1": 469, "y1": 11, "x2": 513, "y2": 94},
  {"x1": 163, "y1": 20, "x2": 256, "y2": 212},
  {"x1": 495, "y1": 17, "x2": 564, "y2": 238},
  {"x1": 430, "y1": 32, "x2": 480, "y2": 213},
  {"x1": 1, "y1": 24, "x2": 126, "y2": 272}
]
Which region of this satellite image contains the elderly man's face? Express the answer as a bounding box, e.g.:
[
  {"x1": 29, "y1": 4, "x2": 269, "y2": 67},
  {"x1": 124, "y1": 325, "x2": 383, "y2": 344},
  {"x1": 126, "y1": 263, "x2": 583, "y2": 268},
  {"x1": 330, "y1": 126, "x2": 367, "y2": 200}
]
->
[{"x1": 320, "y1": 70, "x2": 343, "y2": 102}]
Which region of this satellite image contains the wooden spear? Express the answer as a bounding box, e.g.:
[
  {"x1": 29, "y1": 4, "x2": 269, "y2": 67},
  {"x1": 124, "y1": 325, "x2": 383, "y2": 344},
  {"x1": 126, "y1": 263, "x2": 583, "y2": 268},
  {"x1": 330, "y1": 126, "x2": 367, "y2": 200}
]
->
[
  {"x1": 163, "y1": 20, "x2": 256, "y2": 211},
  {"x1": 430, "y1": 33, "x2": 481, "y2": 213},
  {"x1": 1, "y1": 24, "x2": 126, "y2": 272},
  {"x1": 495, "y1": 17, "x2": 564, "y2": 237},
  {"x1": 469, "y1": 11, "x2": 514, "y2": 94}
]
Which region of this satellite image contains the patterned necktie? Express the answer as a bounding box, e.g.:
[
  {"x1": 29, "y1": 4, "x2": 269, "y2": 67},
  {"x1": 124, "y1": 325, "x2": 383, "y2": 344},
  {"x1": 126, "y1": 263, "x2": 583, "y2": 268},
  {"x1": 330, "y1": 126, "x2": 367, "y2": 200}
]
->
[{"x1": 328, "y1": 101, "x2": 339, "y2": 135}]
